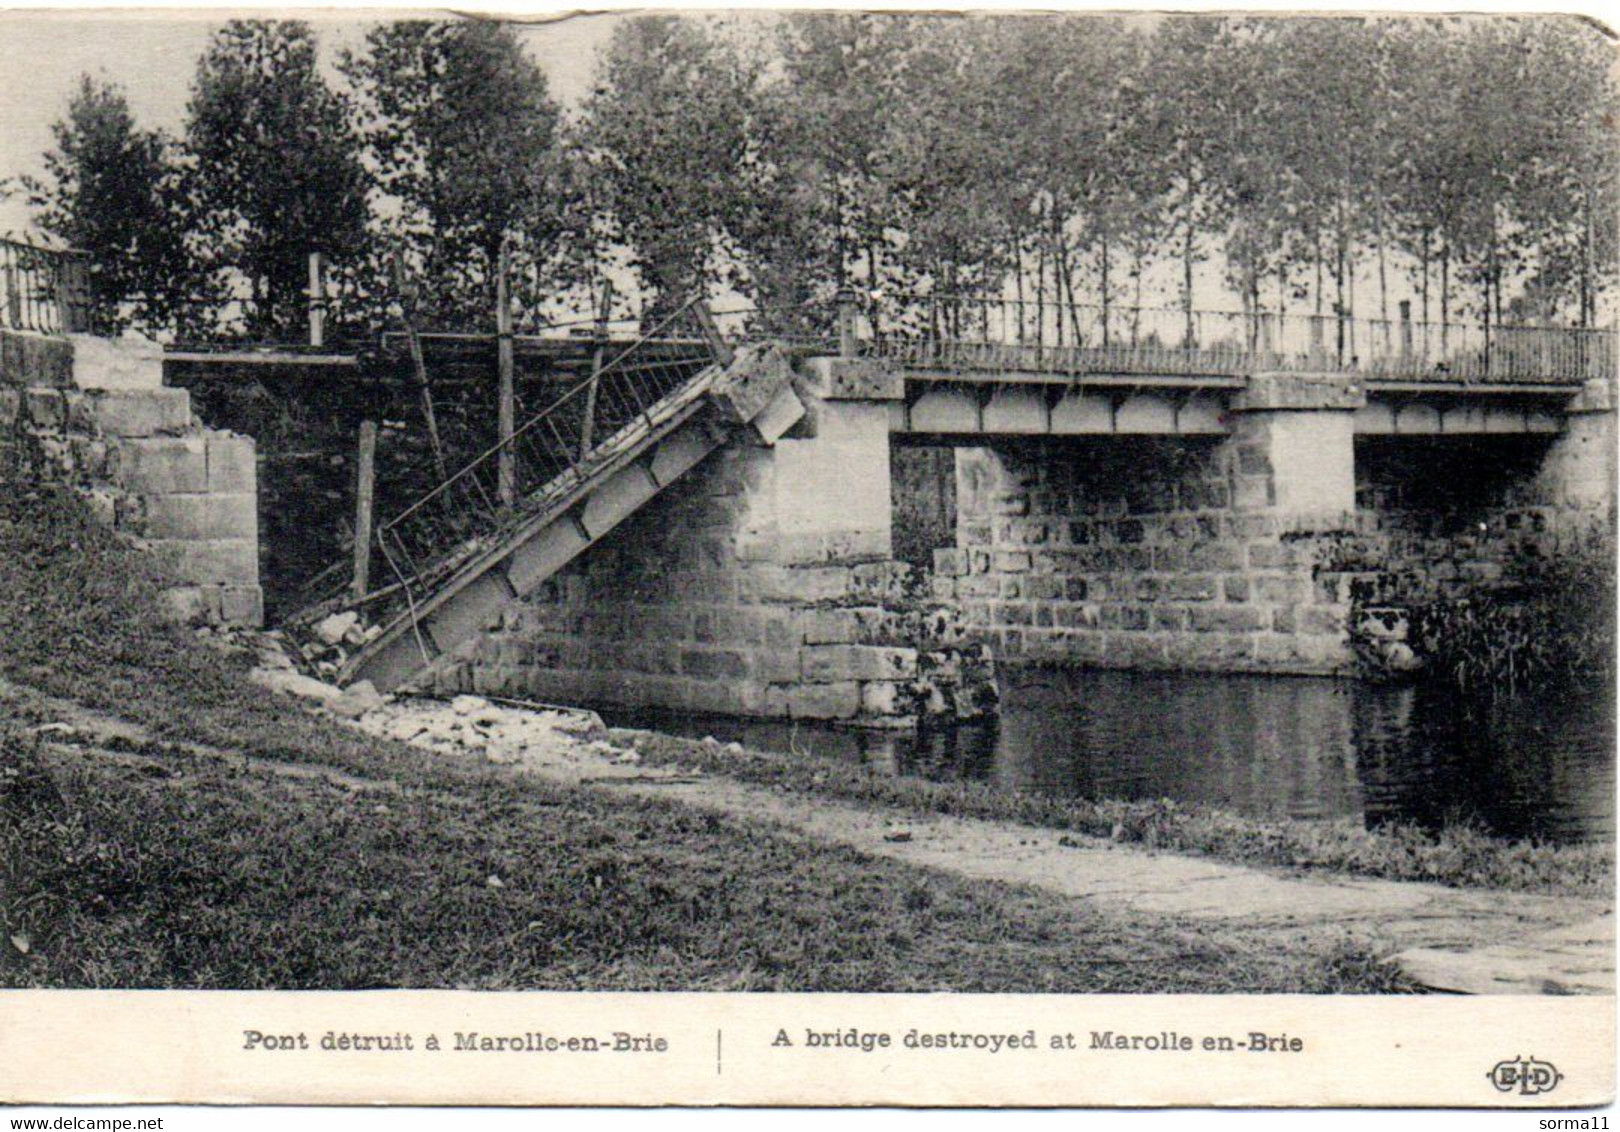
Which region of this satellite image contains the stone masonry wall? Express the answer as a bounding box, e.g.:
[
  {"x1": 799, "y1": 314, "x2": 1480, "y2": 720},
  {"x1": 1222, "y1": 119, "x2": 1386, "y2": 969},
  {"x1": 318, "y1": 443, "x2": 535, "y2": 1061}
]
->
[
  {"x1": 935, "y1": 389, "x2": 1615, "y2": 677},
  {"x1": 1343, "y1": 436, "x2": 1565, "y2": 603},
  {"x1": 441, "y1": 366, "x2": 995, "y2": 727},
  {"x1": 937, "y1": 437, "x2": 1352, "y2": 674},
  {"x1": 0, "y1": 328, "x2": 262, "y2": 625}
]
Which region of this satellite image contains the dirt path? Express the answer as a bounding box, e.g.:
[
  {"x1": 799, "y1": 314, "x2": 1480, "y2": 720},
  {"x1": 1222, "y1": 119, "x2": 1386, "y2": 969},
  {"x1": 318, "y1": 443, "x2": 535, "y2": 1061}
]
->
[
  {"x1": 585, "y1": 752, "x2": 1612, "y2": 994},
  {"x1": 12, "y1": 678, "x2": 1612, "y2": 995}
]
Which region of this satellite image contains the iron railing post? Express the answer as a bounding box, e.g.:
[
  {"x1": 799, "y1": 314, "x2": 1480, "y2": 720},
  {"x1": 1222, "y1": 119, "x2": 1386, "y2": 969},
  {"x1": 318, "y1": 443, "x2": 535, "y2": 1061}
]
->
[{"x1": 579, "y1": 279, "x2": 614, "y2": 462}]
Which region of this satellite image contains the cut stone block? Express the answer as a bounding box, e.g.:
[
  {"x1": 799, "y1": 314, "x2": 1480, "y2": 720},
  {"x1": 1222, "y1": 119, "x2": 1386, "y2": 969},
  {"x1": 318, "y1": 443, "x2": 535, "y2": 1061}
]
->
[
  {"x1": 219, "y1": 584, "x2": 265, "y2": 627},
  {"x1": 709, "y1": 343, "x2": 796, "y2": 425},
  {"x1": 77, "y1": 388, "x2": 192, "y2": 437},
  {"x1": 158, "y1": 584, "x2": 221, "y2": 624},
  {"x1": 138, "y1": 537, "x2": 259, "y2": 585},
  {"x1": 205, "y1": 432, "x2": 257, "y2": 493},
  {"x1": 782, "y1": 681, "x2": 861, "y2": 720},
  {"x1": 134, "y1": 492, "x2": 258, "y2": 540},
  {"x1": 67, "y1": 332, "x2": 164, "y2": 390},
  {"x1": 21, "y1": 388, "x2": 66, "y2": 430},
  {"x1": 802, "y1": 644, "x2": 917, "y2": 683},
  {"x1": 0, "y1": 329, "x2": 73, "y2": 388},
  {"x1": 115, "y1": 436, "x2": 208, "y2": 493},
  {"x1": 747, "y1": 382, "x2": 807, "y2": 445},
  {"x1": 1234, "y1": 371, "x2": 1365, "y2": 412},
  {"x1": 796, "y1": 356, "x2": 905, "y2": 401}
]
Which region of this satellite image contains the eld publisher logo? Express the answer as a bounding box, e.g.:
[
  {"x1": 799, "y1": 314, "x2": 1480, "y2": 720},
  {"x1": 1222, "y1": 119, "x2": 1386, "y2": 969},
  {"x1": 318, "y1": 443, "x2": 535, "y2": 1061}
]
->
[{"x1": 1488, "y1": 1056, "x2": 1563, "y2": 1096}]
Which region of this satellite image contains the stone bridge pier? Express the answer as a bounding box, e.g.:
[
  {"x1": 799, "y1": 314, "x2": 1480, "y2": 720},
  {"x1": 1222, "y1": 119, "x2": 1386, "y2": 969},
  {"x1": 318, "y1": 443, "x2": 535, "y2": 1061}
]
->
[
  {"x1": 0, "y1": 329, "x2": 262, "y2": 625},
  {"x1": 455, "y1": 355, "x2": 994, "y2": 727},
  {"x1": 939, "y1": 372, "x2": 1367, "y2": 673}
]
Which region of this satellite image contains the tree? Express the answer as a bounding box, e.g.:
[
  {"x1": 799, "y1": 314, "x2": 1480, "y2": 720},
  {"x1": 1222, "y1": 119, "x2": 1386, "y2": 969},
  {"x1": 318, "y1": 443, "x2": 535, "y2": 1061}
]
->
[
  {"x1": 1502, "y1": 19, "x2": 1620, "y2": 326},
  {"x1": 342, "y1": 19, "x2": 565, "y2": 329},
  {"x1": 181, "y1": 21, "x2": 369, "y2": 337},
  {"x1": 25, "y1": 75, "x2": 189, "y2": 332},
  {"x1": 582, "y1": 15, "x2": 758, "y2": 306}
]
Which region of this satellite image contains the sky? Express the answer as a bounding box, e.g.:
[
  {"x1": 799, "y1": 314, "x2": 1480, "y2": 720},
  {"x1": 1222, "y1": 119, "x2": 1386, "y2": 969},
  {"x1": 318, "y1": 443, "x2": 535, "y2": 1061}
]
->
[{"x1": 0, "y1": 9, "x2": 629, "y2": 235}]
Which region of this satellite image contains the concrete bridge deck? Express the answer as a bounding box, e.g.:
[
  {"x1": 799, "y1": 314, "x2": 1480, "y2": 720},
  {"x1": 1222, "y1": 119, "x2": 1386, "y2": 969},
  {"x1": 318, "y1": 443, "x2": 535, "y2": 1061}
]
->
[{"x1": 891, "y1": 374, "x2": 1580, "y2": 437}]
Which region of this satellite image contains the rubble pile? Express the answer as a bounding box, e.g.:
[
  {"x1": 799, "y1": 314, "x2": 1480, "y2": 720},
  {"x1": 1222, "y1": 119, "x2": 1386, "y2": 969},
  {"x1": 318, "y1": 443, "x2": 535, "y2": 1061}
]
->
[
  {"x1": 291, "y1": 609, "x2": 385, "y2": 680},
  {"x1": 347, "y1": 693, "x2": 630, "y2": 771},
  {"x1": 235, "y1": 630, "x2": 647, "y2": 776}
]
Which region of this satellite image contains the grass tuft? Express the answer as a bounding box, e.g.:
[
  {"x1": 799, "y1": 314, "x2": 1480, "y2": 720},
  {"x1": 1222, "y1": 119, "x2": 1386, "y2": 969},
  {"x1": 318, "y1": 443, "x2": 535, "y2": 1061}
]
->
[{"x1": 621, "y1": 732, "x2": 1613, "y2": 898}]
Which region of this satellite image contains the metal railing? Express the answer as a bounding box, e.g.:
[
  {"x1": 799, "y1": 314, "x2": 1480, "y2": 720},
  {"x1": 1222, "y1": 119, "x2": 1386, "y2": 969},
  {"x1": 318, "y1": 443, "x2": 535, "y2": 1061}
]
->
[
  {"x1": 855, "y1": 294, "x2": 1615, "y2": 385},
  {"x1": 373, "y1": 297, "x2": 724, "y2": 609},
  {"x1": 0, "y1": 237, "x2": 93, "y2": 335},
  {"x1": 705, "y1": 299, "x2": 842, "y2": 354}
]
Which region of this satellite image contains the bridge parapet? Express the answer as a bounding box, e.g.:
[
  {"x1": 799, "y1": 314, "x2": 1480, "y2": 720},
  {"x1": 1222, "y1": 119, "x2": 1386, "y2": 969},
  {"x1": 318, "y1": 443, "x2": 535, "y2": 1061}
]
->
[{"x1": 839, "y1": 294, "x2": 1613, "y2": 389}]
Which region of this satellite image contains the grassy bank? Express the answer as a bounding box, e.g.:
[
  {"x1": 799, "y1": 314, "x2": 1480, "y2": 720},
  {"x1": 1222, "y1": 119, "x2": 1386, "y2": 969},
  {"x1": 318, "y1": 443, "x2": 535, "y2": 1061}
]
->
[
  {"x1": 2, "y1": 728, "x2": 1404, "y2": 992},
  {"x1": 620, "y1": 732, "x2": 1613, "y2": 899},
  {"x1": 0, "y1": 482, "x2": 1408, "y2": 992}
]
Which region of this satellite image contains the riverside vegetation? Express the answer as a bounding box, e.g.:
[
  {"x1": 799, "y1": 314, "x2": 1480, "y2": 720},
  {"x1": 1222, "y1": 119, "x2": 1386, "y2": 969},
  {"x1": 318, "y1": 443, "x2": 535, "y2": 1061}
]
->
[
  {"x1": 1411, "y1": 522, "x2": 1616, "y2": 702},
  {"x1": 0, "y1": 482, "x2": 1410, "y2": 992}
]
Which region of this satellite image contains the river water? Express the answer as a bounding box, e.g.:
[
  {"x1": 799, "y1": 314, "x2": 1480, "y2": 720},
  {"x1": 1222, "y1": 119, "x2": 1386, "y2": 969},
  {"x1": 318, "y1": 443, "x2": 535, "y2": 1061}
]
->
[{"x1": 609, "y1": 668, "x2": 1615, "y2": 845}]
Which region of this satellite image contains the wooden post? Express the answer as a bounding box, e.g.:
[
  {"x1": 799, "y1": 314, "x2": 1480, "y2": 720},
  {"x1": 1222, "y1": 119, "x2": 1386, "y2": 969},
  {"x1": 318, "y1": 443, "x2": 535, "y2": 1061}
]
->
[
  {"x1": 837, "y1": 289, "x2": 859, "y2": 358},
  {"x1": 496, "y1": 246, "x2": 515, "y2": 507},
  {"x1": 307, "y1": 252, "x2": 326, "y2": 348},
  {"x1": 392, "y1": 256, "x2": 447, "y2": 481},
  {"x1": 579, "y1": 279, "x2": 614, "y2": 461},
  {"x1": 352, "y1": 420, "x2": 377, "y2": 601},
  {"x1": 691, "y1": 299, "x2": 734, "y2": 366}
]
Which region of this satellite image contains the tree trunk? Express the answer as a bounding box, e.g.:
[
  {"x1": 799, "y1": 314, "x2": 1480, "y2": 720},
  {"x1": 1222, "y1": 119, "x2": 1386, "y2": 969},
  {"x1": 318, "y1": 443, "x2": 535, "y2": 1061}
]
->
[
  {"x1": 1440, "y1": 242, "x2": 1451, "y2": 353},
  {"x1": 1100, "y1": 234, "x2": 1111, "y2": 348},
  {"x1": 1035, "y1": 234, "x2": 1047, "y2": 350},
  {"x1": 1335, "y1": 227, "x2": 1347, "y2": 364},
  {"x1": 1012, "y1": 233, "x2": 1027, "y2": 344},
  {"x1": 1182, "y1": 214, "x2": 1195, "y2": 348},
  {"x1": 1376, "y1": 197, "x2": 1389, "y2": 324},
  {"x1": 1313, "y1": 229, "x2": 1324, "y2": 316},
  {"x1": 1052, "y1": 213, "x2": 1068, "y2": 347},
  {"x1": 1581, "y1": 184, "x2": 1594, "y2": 327},
  {"x1": 1420, "y1": 230, "x2": 1430, "y2": 325},
  {"x1": 1132, "y1": 240, "x2": 1145, "y2": 345}
]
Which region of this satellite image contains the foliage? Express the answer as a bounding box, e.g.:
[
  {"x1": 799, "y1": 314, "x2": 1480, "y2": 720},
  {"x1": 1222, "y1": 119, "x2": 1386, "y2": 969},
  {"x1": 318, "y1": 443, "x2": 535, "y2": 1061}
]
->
[
  {"x1": 1412, "y1": 521, "x2": 1617, "y2": 700},
  {"x1": 580, "y1": 16, "x2": 759, "y2": 305},
  {"x1": 341, "y1": 20, "x2": 566, "y2": 330},
  {"x1": 22, "y1": 14, "x2": 1620, "y2": 340},
  {"x1": 23, "y1": 76, "x2": 191, "y2": 332},
  {"x1": 651, "y1": 13, "x2": 1619, "y2": 333},
  {"x1": 180, "y1": 21, "x2": 370, "y2": 338}
]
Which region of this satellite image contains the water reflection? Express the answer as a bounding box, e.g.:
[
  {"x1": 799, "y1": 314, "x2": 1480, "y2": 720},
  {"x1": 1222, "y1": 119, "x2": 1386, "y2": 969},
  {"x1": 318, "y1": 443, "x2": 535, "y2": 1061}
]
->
[{"x1": 608, "y1": 668, "x2": 1615, "y2": 845}]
